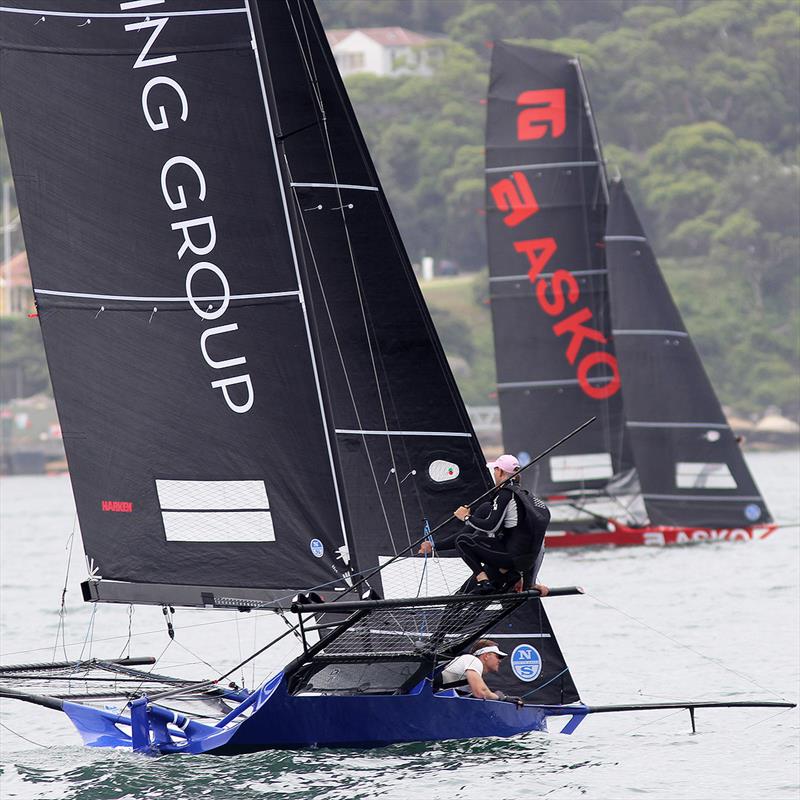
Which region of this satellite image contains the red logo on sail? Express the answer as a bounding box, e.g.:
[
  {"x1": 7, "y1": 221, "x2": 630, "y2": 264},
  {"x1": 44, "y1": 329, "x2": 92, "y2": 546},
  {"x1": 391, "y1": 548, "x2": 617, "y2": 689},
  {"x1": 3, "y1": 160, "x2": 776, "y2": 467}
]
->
[
  {"x1": 516, "y1": 89, "x2": 566, "y2": 140},
  {"x1": 102, "y1": 500, "x2": 133, "y2": 513},
  {"x1": 487, "y1": 87, "x2": 620, "y2": 401},
  {"x1": 489, "y1": 171, "x2": 538, "y2": 228}
]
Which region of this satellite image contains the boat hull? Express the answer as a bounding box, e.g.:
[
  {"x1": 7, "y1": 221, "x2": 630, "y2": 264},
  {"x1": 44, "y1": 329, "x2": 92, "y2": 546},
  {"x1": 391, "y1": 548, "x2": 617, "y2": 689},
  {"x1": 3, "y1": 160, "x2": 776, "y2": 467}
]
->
[
  {"x1": 63, "y1": 673, "x2": 564, "y2": 755},
  {"x1": 545, "y1": 523, "x2": 777, "y2": 549}
]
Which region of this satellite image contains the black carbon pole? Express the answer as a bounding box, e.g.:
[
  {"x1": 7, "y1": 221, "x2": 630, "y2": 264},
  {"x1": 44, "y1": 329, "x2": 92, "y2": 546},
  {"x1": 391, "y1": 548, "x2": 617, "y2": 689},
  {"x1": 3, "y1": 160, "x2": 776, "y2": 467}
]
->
[{"x1": 343, "y1": 416, "x2": 597, "y2": 598}]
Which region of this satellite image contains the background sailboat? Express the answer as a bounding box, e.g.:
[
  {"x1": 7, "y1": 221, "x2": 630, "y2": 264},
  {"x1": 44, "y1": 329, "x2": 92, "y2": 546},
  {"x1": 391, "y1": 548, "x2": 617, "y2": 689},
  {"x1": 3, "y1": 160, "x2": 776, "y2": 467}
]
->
[{"x1": 484, "y1": 41, "x2": 774, "y2": 548}]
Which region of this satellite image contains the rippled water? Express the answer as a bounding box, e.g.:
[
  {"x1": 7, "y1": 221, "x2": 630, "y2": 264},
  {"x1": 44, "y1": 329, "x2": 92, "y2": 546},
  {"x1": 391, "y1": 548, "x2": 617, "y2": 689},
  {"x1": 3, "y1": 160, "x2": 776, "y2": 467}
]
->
[{"x1": 1, "y1": 451, "x2": 798, "y2": 799}]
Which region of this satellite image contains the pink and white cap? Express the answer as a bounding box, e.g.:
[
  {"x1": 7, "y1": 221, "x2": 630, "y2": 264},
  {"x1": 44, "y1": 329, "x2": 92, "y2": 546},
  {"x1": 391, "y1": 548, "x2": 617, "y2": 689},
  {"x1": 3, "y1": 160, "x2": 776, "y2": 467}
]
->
[{"x1": 486, "y1": 454, "x2": 520, "y2": 475}]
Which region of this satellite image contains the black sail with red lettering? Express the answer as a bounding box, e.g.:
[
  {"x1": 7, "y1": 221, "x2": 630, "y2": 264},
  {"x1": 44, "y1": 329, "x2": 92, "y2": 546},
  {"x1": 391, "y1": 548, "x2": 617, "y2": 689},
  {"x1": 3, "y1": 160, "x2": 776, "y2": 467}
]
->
[
  {"x1": 0, "y1": 0, "x2": 490, "y2": 607},
  {"x1": 605, "y1": 182, "x2": 772, "y2": 527},
  {"x1": 485, "y1": 42, "x2": 631, "y2": 496}
]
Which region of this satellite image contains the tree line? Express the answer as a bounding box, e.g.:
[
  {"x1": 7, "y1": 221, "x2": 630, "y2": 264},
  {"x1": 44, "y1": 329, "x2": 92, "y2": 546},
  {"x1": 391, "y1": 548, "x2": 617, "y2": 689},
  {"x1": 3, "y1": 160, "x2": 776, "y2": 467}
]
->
[
  {"x1": 319, "y1": 0, "x2": 800, "y2": 416},
  {"x1": 1, "y1": 1, "x2": 797, "y2": 417}
]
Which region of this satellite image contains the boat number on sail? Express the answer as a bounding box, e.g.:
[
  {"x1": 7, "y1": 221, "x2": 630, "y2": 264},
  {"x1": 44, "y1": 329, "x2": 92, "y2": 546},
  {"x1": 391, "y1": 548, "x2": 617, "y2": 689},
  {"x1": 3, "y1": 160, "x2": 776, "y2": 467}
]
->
[
  {"x1": 121, "y1": 1, "x2": 254, "y2": 415},
  {"x1": 510, "y1": 644, "x2": 542, "y2": 682},
  {"x1": 489, "y1": 95, "x2": 620, "y2": 401}
]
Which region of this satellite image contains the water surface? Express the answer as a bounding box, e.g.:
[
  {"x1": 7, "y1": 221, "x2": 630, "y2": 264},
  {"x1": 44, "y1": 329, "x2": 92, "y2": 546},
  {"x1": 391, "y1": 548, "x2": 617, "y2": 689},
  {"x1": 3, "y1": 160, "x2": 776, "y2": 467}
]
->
[{"x1": 1, "y1": 451, "x2": 798, "y2": 799}]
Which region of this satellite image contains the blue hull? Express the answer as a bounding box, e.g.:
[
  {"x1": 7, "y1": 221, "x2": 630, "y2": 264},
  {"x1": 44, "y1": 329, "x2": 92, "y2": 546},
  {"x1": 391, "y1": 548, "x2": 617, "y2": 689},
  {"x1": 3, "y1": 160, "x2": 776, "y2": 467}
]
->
[{"x1": 62, "y1": 672, "x2": 586, "y2": 754}]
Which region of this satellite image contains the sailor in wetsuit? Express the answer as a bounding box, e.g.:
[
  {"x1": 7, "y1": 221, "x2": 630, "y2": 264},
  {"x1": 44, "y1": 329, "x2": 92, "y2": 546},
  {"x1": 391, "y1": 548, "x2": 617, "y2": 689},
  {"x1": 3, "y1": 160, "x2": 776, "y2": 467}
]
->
[{"x1": 419, "y1": 454, "x2": 550, "y2": 595}]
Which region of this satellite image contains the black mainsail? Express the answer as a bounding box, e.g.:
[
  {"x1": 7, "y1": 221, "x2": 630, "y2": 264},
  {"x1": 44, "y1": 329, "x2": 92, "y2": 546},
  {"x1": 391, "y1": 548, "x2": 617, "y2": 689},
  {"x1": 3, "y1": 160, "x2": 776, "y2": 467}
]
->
[
  {"x1": 485, "y1": 41, "x2": 631, "y2": 497},
  {"x1": 0, "y1": 0, "x2": 490, "y2": 608},
  {"x1": 605, "y1": 181, "x2": 771, "y2": 527},
  {"x1": 485, "y1": 40, "x2": 771, "y2": 533}
]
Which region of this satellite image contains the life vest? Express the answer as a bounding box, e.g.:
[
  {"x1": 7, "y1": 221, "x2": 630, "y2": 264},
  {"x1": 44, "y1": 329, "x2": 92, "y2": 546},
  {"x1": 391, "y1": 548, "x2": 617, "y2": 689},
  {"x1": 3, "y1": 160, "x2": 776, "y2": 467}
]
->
[{"x1": 501, "y1": 485, "x2": 550, "y2": 570}]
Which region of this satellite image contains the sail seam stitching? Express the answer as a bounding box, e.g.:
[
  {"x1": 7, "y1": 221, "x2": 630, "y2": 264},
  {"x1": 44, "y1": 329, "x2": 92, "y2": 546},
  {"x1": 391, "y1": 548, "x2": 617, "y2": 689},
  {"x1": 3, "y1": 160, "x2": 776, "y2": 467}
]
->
[
  {"x1": 627, "y1": 422, "x2": 729, "y2": 429},
  {"x1": 0, "y1": 7, "x2": 248, "y2": 18},
  {"x1": 335, "y1": 429, "x2": 472, "y2": 438},
  {"x1": 498, "y1": 378, "x2": 611, "y2": 388},
  {"x1": 34, "y1": 289, "x2": 300, "y2": 302},
  {"x1": 490, "y1": 270, "x2": 607, "y2": 281},
  {"x1": 612, "y1": 329, "x2": 688, "y2": 336},
  {"x1": 643, "y1": 494, "x2": 763, "y2": 501},
  {"x1": 290, "y1": 182, "x2": 379, "y2": 192},
  {"x1": 485, "y1": 160, "x2": 599, "y2": 173}
]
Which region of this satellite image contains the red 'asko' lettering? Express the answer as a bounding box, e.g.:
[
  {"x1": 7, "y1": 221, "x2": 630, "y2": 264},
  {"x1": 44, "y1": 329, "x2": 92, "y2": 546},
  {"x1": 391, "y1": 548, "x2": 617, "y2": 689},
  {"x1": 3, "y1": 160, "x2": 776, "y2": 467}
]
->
[
  {"x1": 577, "y1": 351, "x2": 620, "y2": 399},
  {"x1": 514, "y1": 238, "x2": 557, "y2": 282},
  {"x1": 489, "y1": 171, "x2": 538, "y2": 228},
  {"x1": 493, "y1": 82, "x2": 621, "y2": 401},
  {"x1": 516, "y1": 88, "x2": 566, "y2": 141},
  {"x1": 553, "y1": 307, "x2": 607, "y2": 364},
  {"x1": 536, "y1": 270, "x2": 579, "y2": 316}
]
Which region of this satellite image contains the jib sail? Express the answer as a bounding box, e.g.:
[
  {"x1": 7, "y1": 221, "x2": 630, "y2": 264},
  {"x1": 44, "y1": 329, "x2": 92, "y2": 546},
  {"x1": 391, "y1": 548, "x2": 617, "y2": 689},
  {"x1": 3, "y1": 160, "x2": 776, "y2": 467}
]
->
[
  {"x1": 0, "y1": 0, "x2": 489, "y2": 608},
  {"x1": 258, "y1": 0, "x2": 491, "y2": 590},
  {"x1": 485, "y1": 600, "x2": 579, "y2": 705},
  {"x1": 485, "y1": 41, "x2": 631, "y2": 497},
  {"x1": 605, "y1": 181, "x2": 772, "y2": 527}
]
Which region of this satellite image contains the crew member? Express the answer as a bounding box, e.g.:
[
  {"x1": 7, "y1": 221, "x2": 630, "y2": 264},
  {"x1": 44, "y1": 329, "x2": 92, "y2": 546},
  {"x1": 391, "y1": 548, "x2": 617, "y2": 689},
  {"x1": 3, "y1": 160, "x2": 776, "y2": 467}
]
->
[
  {"x1": 419, "y1": 455, "x2": 550, "y2": 595},
  {"x1": 436, "y1": 639, "x2": 511, "y2": 700}
]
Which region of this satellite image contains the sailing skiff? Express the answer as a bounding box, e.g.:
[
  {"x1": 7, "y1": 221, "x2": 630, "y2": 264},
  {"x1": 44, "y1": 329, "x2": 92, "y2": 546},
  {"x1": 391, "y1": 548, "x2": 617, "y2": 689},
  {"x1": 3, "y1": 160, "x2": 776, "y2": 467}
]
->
[
  {"x1": 484, "y1": 42, "x2": 776, "y2": 549},
  {"x1": 0, "y1": 2, "x2": 792, "y2": 754}
]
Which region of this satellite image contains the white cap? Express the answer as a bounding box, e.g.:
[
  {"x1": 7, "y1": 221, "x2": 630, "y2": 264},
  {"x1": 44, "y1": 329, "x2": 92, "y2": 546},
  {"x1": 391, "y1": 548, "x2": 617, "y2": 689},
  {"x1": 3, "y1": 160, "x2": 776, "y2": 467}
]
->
[{"x1": 473, "y1": 645, "x2": 507, "y2": 658}]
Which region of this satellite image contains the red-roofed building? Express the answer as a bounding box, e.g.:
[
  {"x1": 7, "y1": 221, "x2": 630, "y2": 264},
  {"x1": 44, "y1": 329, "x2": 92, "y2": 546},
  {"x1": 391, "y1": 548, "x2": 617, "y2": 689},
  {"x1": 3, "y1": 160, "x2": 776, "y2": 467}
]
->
[
  {"x1": 326, "y1": 27, "x2": 442, "y2": 77},
  {"x1": 0, "y1": 250, "x2": 34, "y2": 316}
]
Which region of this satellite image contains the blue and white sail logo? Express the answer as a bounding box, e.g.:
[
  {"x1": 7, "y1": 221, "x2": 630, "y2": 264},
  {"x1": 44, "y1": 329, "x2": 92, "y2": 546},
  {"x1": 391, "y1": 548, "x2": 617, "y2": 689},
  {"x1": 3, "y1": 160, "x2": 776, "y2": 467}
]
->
[
  {"x1": 510, "y1": 644, "x2": 542, "y2": 682},
  {"x1": 744, "y1": 504, "x2": 761, "y2": 522},
  {"x1": 309, "y1": 538, "x2": 324, "y2": 558}
]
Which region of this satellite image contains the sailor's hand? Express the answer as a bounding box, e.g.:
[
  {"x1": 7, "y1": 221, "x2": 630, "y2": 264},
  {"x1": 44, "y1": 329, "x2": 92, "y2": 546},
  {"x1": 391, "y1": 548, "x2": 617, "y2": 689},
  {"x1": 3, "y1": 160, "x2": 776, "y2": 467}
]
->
[
  {"x1": 454, "y1": 506, "x2": 471, "y2": 521},
  {"x1": 418, "y1": 540, "x2": 433, "y2": 555},
  {"x1": 512, "y1": 577, "x2": 524, "y2": 593},
  {"x1": 506, "y1": 695, "x2": 525, "y2": 708},
  {"x1": 534, "y1": 583, "x2": 549, "y2": 597}
]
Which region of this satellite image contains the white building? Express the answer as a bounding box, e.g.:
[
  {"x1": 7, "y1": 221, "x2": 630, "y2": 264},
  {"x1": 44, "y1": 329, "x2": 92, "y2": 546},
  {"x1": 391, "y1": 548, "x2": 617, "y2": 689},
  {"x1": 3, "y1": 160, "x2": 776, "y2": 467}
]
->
[{"x1": 327, "y1": 27, "x2": 442, "y2": 78}]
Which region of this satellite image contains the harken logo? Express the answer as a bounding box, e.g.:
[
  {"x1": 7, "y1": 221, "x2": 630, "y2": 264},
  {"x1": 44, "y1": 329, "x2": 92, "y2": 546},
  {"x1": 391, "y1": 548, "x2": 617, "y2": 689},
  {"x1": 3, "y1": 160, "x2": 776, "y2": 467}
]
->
[
  {"x1": 101, "y1": 500, "x2": 133, "y2": 513},
  {"x1": 309, "y1": 538, "x2": 324, "y2": 558},
  {"x1": 510, "y1": 644, "x2": 542, "y2": 682}
]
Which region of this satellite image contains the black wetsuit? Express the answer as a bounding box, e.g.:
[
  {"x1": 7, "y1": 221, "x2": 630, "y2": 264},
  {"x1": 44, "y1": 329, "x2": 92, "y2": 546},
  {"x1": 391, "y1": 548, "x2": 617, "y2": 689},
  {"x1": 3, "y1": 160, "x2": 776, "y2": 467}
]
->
[{"x1": 434, "y1": 488, "x2": 523, "y2": 586}]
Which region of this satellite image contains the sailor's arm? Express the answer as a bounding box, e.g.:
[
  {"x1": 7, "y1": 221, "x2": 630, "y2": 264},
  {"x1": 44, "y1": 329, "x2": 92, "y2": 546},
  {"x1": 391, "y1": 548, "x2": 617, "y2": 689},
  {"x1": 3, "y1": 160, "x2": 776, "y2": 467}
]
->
[
  {"x1": 465, "y1": 668, "x2": 502, "y2": 701},
  {"x1": 461, "y1": 490, "x2": 513, "y2": 534}
]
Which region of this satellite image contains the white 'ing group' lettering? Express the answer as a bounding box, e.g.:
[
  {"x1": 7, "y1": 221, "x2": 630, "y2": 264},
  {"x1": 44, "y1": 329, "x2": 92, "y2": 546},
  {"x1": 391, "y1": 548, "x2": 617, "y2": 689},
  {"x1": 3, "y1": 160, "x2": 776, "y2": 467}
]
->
[{"x1": 122, "y1": 1, "x2": 253, "y2": 414}]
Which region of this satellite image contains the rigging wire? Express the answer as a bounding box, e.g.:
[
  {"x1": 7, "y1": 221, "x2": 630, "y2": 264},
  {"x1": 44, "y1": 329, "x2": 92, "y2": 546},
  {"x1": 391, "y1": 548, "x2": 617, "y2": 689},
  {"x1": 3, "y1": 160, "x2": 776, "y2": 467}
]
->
[
  {"x1": 619, "y1": 707, "x2": 686, "y2": 735},
  {"x1": 743, "y1": 705, "x2": 796, "y2": 731},
  {"x1": 0, "y1": 721, "x2": 51, "y2": 749},
  {"x1": 233, "y1": 611, "x2": 245, "y2": 689},
  {"x1": 51, "y1": 520, "x2": 77, "y2": 663},
  {"x1": 289, "y1": 182, "x2": 395, "y2": 553},
  {"x1": 117, "y1": 604, "x2": 134, "y2": 660},
  {"x1": 586, "y1": 590, "x2": 790, "y2": 700},
  {"x1": 0, "y1": 552, "x2": 462, "y2": 664}
]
